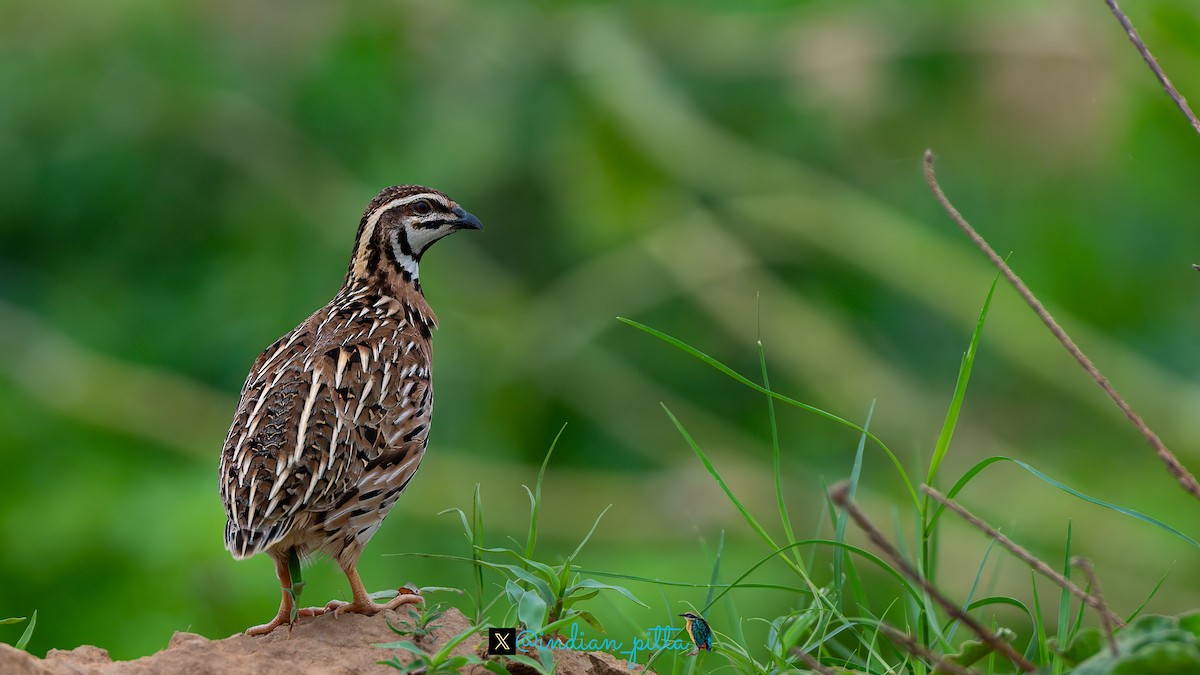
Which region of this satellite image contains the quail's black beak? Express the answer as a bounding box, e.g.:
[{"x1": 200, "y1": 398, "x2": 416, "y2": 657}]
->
[{"x1": 451, "y1": 206, "x2": 484, "y2": 231}]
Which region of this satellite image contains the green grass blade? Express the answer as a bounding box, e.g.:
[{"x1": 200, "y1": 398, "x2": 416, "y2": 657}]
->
[
  {"x1": 15, "y1": 610, "x2": 35, "y2": 651},
  {"x1": 704, "y1": 530, "x2": 724, "y2": 610},
  {"x1": 962, "y1": 596, "x2": 1034, "y2": 628},
  {"x1": 432, "y1": 623, "x2": 486, "y2": 664},
  {"x1": 438, "y1": 507, "x2": 473, "y2": 544},
  {"x1": 472, "y1": 484, "x2": 485, "y2": 623},
  {"x1": 1126, "y1": 564, "x2": 1173, "y2": 623},
  {"x1": 525, "y1": 424, "x2": 566, "y2": 560},
  {"x1": 662, "y1": 403, "x2": 814, "y2": 588},
  {"x1": 622, "y1": 317, "x2": 920, "y2": 508},
  {"x1": 835, "y1": 402, "x2": 873, "y2": 609},
  {"x1": 695, "y1": 539, "x2": 922, "y2": 612},
  {"x1": 927, "y1": 271, "x2": 999, "y2": 486},
  {"x1": 477, "y1": 546, "x2": 560, "y2": 590},
  {"x1": 926, "y1": 456, "x2": 1199, "y2": 548},
  {"x1": 946, "y1": 535, "x2": 998, "y2": 643},
  {"x1": 1007, "y1": 458, "x2": 1200, "y2": 547},
  {"x1": 758, "y1": 338, "x2": 798, "y2": 565},
  {"x1": 569, "y1": 504, "x2": 612, "y2": 560},
  {"x1": 1030, "y1": 571, "x2": 1049, "y2": 664},
  {"x1": 1055, "y1": 521, "x2": 1073, "y2": 675},
  {"x1": 565, "y1": 578, "x2": 648, "y2": 608}
]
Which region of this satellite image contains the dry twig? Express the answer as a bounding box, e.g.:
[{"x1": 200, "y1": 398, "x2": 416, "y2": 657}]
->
[
  {"x1": 1071, "y1": 557, "x2": 1120, "y2": 657},
  {"x1": 829, "y1": 482, "x2": 1036, "y2": 672},
  {"x1": 1105, "y1": 0, "x2": 1200, "y2": 138},
  {"x1": 791, "y1": 647, "x2": 836, "y2": 675},
  {"x1": 923, "y1": 151, "x2": 1200, "y2": 502},
  {"x1": 875, "y1": 623, "x2": 977, "y2": 675},
  {"x1": 922, "y1": 485, "x2": 1124, "y2": 629}
]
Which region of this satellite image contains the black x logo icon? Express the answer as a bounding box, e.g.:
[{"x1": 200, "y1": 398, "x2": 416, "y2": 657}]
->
[{"x1": 488, "y1": 627, "x2": 517, "y2": 655}]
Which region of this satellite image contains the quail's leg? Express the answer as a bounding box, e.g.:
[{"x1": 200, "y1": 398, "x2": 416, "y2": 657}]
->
[
  {"x1": 245, "y1": 552, "x2": 323, "y2": 636},
  {"x1": 321, "y1": 565, "x2": 422, "y2": 617}
]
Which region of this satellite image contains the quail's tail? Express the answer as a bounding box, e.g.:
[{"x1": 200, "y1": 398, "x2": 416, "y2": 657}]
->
[{"x1": 225, "y1": 518, "x2": 292, "y2": 560}]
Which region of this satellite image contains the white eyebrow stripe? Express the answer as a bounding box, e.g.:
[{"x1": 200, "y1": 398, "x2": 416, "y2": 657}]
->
[{"x1": 370, "y1": 193, "x2": 449, "y2": 218}]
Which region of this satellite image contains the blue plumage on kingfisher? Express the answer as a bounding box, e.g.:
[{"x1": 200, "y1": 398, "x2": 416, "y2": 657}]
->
[{"x1": 680, "y1": 612, "x2": 712, "y2": 655}]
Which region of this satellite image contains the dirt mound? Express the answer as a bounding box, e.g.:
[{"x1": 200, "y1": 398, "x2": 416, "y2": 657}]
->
[{"x1": 0, "y1": 607, "x2": 640, "y2": 674}]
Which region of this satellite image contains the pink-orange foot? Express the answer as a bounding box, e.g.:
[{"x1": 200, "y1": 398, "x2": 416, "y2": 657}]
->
[
  {"x1": 321, "y1": 587, "x2": 423, "y2": 617},
  {"x1": 243, "y1": 606, "x2": 324, "y2": 636}
]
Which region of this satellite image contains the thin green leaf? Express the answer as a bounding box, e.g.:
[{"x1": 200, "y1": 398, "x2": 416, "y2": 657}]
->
[
  {"x1": 561, "y1": 589, "x2": 599, "y2": 609},
  {"x1": 471, "y1": 484, "x2": 485, "y2": 624},
  {"x1": 1126, "y1": 564, "x2": 1173, "y2": 623},
  {"x1": 836, "y1": 402, "x2": 873, "y2": 608},
  {"x1": 1056, "y1": 521, "x2": 1074, "y2": 674},
  {"x1": 1030, "y1": 571, "x2": 1049, "y2": 664},
  {"x1": 394, "y1": 550, "x2": 807, "y2": 593},
  {"x1": 569, "y1": 504, "x2": 612, "y2": 560},
  {"x1": 662, "y1": 403, "x2": 814, "y2": 589},
  {"x1": 525, "y1": 424, "x2": 566, "y2": 560},
  {"x1": 543, "y1": 610, "x2": 603, "y2": 635},
  {"x1": 704, "y1": 530, "x2": 724, "y2": 610},
  {"x1": 431, "y1": 623, "x2": 486, "y2": 664},
  {"x1": 0, "y1": 617, "x2": 25, "y2": 625},
  {"x1": 758, "y1": 337, "x2": 798, "y2": 566},
  {"x1": 927, "y1": 456, "x2": 1199, "y2": 548},
  {"x1": 693, "y1": 539, "x2": 921, "y2": 614},
  {"x1": 437, "y1": 507, "x2": 472, "y2": 542},
  {"x1": 621, "y1": 317, "x2": 919, "y2": 508},
  {"x1": 15, "y1": 610, "x2": 35, "y2": 651},
  {"x1": 927, "y1": 271, "x2": 999, "y2": 486},
  {"x1": 950, "y1": 593, "x2": 1036, "y2": 634},
  {"x1": 475, "y1": 546, "x2": 562, "y2": 594},
  {"x1": 946, "y1": 534, "x2": 999, "y2": 643},
  {"x1": 565, "y1": 578, "x2": 648, "y2": 608}
]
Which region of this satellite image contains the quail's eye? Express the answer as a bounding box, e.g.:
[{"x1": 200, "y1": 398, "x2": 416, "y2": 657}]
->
[{"x1": 413, "y1": 199, "x2": 433, "y2": 215}]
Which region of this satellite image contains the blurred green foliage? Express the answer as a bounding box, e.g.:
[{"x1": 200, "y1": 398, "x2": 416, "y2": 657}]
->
[{"x1": 3, "y1": 0, "x2": 1200, "y2": 663}]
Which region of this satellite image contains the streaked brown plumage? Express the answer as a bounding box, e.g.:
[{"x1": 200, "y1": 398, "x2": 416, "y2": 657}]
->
[{"x1": 219, "y1": 185, "x2": 482, "y2": 635}]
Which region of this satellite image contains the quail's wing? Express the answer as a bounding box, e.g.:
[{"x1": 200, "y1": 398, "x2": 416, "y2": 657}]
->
[{"x1": 220, "y1": 316, "x2": 431, "y2": 558}]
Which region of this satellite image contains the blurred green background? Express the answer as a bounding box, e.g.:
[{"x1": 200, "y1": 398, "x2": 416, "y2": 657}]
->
[{"x1": 3, "y1": 0, "x2": 1200, "y2": 663}]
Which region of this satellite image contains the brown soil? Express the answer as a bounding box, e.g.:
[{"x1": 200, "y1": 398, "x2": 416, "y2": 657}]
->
[{"x1": 0, "y1": 607, "x2": 643, "y2": 674}]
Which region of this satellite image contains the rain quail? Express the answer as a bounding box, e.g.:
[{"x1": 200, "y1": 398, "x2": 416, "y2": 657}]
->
[{"x1": 219, "y1": 185, "x2": 482, "y2": 635}]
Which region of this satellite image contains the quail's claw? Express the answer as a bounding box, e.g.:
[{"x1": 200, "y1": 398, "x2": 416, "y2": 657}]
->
[{"x1": 324, "y1": 589, "x2": 423, "y2": 618}]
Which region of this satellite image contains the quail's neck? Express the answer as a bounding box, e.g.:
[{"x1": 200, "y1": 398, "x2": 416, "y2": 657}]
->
[{"x1": 343, "y1": 264, "x2": 423, "y2": 302}]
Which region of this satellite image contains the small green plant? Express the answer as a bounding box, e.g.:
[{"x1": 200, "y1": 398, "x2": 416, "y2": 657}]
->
[
  {"x1": 385, "y1": 603, "x2": 447, "y2": 640},
  {"x1": 376, "y1": 622, "x2": 488, "y2": 674},
  {"x1": 1, "y1": 610, "x2": 36, "y2": 651},
  {"x1": 399, "y1": 428, "x2": 648, "y2": 637},
  {"x1": 1056, "y1": 613, "x2": 1200, "y2": 674}
]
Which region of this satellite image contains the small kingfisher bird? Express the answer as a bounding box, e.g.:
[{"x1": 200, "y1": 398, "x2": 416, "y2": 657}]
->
[{"x1": 680, "y1": 612, "x2": 713, "y2": 655}]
